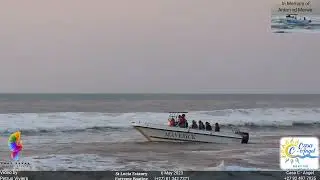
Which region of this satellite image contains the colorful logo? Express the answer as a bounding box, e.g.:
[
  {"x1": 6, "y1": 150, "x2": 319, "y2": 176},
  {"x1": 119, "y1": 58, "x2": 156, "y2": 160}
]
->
[
  {"x1": 280, "y1": 137, "x2": 319, "y2": 170},
  {"x1": 8, "y1": 131, "x2": 23, "y2": 161}
]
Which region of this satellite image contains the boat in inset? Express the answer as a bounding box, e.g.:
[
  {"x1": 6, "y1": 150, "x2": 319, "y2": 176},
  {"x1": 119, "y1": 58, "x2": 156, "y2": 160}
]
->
[{"x1": 284, "y1": 14, "x2": 312, "y2": 26}]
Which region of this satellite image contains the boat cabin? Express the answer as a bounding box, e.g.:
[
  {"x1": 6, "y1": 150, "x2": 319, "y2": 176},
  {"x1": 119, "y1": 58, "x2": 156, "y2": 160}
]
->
[{"x1": 167, "y1": 112, "x2": 188, "y2": 127}]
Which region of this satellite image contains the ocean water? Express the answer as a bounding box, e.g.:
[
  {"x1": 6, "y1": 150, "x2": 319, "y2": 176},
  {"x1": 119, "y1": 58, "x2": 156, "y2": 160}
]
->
[{"x1": 0, "y1": 94, "x2": 319, "y2": 171}]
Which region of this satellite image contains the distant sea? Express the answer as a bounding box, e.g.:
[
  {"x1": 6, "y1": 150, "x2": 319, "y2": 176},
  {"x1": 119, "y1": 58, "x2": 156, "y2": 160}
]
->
[{"x1": 0, "y1": 93, "x2": 319, "y2": 173}]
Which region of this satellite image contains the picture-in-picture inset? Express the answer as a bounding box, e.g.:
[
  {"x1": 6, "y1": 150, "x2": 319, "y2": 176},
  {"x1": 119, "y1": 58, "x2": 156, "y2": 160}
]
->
[{"x1": 271, "y1": 0, "x2": 320, "y2": 33}]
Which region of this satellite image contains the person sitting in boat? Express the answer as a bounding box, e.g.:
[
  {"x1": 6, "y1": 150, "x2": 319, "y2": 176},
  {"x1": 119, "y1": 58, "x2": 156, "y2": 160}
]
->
[
  {"x1": 181, "y1": 114, "x2": 186, "y2": 121},
  {"x1": 198, "y1": 120, "x2": 205, "y2": 130},
  {"x1": 178, "y1": 115, "x2": 186, "y2": 128},
  {"x1": 177, "y1": 115, "x2": 182, "y2": 126},
  {"x1": 205, "y1": 122, "x2": 212, "y2": 131},
  {"x1": 214, "y1": 122, "x2": 220, "y2": 132},
  {"x1": 176, "y1": 115, "x2": 182, "y2": 126},
  {"x1": 191, "y1": 120, "x2": 198, "y2": 129},
  {"x1": 183, "y1": 114, "x2": 188, "y2": 128},
  {"x1": 201, "y1": 121, "x2": 206, "y2": 130},
  {"x1": 178, "y1": 114, "x2": 188, "y2": 128},
  {"x1": 168, "y1": 118, "x2": 175, "y2": 126},
  {"x1": 198, "y1": 120, "x2": 202, "y2": 129}
]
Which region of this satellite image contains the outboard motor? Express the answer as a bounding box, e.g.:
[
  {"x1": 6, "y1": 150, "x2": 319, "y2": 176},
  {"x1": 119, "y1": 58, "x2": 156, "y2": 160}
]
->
[{"x1": 241, "y1": 132, "x2": 249, "y2": 144}]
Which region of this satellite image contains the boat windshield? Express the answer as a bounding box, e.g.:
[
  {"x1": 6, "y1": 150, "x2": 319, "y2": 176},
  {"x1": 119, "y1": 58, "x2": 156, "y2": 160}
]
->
[{"x1": 168, "y1": 112, "x2": 188, "y2": 120}]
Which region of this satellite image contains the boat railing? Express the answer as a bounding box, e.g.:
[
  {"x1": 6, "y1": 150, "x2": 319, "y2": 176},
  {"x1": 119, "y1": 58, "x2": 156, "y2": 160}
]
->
[
  {"x1": 132, "y1": 121, "x2": 242, "y2": 136},
  {"x1": 132, "y1": 121, "x2": 169, "y2": 127}
]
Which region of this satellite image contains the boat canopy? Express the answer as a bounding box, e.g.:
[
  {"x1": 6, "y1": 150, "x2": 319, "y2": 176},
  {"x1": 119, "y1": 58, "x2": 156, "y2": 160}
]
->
[
  {"x1": 286, "y1": 14, "x2": 298, "y2": 17},
  {"x1": 168, "y1": 112, "x2": 188, "y2": 119}
]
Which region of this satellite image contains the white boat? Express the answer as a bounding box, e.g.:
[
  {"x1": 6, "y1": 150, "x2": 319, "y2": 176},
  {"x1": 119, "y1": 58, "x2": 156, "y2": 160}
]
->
[
  {"x1": 132, "y1": 112, "x2": 249, "y2": 144},
  {"x1": 284, "y1": 14, "x2": 311, "y2": 26}
]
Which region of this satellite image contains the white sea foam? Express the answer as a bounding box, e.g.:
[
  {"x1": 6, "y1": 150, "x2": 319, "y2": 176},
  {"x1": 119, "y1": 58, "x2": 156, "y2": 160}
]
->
[
  {"x1": 20, "y1": 154, "x2": 118, "y2": 171},
  {"x1": 21, "y1": 154, "x2": 204, "y2": 171},
  {"x1": 20, "y1": 155, "x2": 260, "y2": 171}
]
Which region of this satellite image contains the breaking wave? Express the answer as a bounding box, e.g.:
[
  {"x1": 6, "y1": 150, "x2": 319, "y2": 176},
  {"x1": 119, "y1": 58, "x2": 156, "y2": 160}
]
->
[
  {"x1": 0, "y1": 107, "x2": 319, "y2": 136},
  {"x1": 0, "y1": 126, "x2": 128, "y2": 136},
  {"x1": 222, "y1": 121, "x2": 320, "y2": 128}
]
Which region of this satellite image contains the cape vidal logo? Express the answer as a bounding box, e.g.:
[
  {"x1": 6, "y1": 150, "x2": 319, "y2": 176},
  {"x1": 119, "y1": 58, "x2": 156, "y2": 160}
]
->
[
  {"x1": 8, "y1": 131, "x2": 23, "y2": 161},
  {"x1": 280, "y1": 137, "x2": 319, "y2": 170}
]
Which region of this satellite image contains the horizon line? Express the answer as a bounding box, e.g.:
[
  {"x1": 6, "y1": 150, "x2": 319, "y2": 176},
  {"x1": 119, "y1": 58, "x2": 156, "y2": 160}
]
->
[{"x1": 0, "y1": 92, "x2": 320, "y2": 95}]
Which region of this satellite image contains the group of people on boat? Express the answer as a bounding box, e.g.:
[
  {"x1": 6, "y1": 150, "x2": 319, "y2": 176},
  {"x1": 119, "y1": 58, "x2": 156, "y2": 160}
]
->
[
  {"x1": 168, "y1": 114, "x2": 220, "y2": 132},
  {"x1": 168, "y1": 114, "x2": 188, "y2": 128}
]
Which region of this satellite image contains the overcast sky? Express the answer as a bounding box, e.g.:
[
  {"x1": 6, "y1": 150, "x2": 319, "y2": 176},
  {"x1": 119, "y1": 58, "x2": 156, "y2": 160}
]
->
[{"x1": 0, "y1": 0, "x2": 319, "y2": 93}]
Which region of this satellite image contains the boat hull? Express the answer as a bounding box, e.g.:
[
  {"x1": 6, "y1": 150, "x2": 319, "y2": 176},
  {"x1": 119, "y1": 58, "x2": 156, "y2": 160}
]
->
[
  {"x1": 284, "y1": 18, "x2": 311, "y2": 26},
  {"x1": 133, "y1": 123, "x2": 249, "y2": 144}
]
